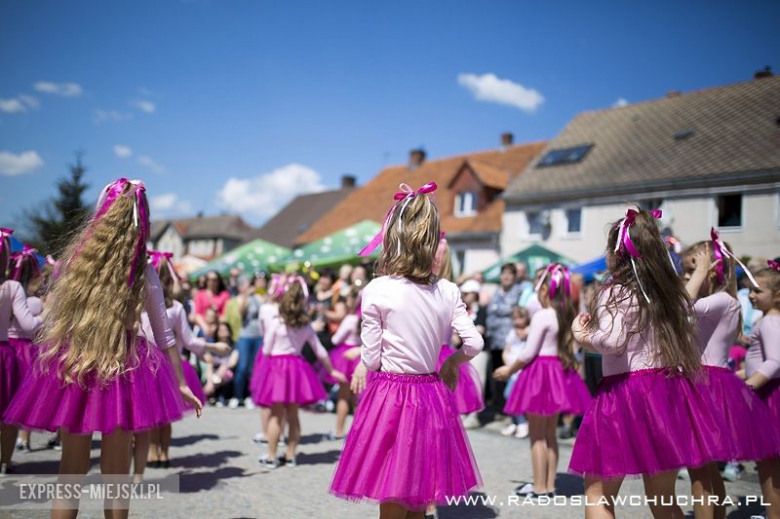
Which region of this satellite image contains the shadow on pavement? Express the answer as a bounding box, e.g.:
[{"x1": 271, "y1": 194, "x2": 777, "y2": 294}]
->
[
  {"x1": 179, "y1": 466, "x2": 248, "y2": 493},
  {"x1": 171, "y1": 433, "x2": 221, "y2": 447}
]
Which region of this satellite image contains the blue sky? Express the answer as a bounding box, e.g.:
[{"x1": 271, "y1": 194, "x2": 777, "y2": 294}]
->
[{"x1": 1, "y1": 0, "x2": 778, "y2": 232}]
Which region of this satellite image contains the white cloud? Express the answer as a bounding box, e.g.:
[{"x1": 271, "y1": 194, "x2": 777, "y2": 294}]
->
[
  {"x1": 613, "y1": 98, "x2": 629, "y2": 108},
  {"x1": 0, "y1": 99, "x2": 25, "y2": 113},
  {"x1": 0, "y1": 150, "x2": 45, "y2": 176},
  {"x1": 217, "y1": 164, "x2": 326, "y2": 219},
  {"x1": 133, "y1": 100, "x2": 156, "y2": 113},
  {"x1": 138, "y1": 155, "x2": 167, "y2": 174},
  {"x1": 457, "y1": 73, "x2": 544, "y2": 113},
  {"x1": 18, "y1": 95, "x2": 39, "y2": 109},
  {"x1": 151, "y1": 193, "x2": 193, "y2": 214},
  {"x1": 34, "y1": 81, "x2": 83, "y2": 97},
  {"x1": 113, "y1": 145, "x2": 132, "y2": 158},
  {"x1": 94, "y1": 109, "x2": 133, "y2": 124}
]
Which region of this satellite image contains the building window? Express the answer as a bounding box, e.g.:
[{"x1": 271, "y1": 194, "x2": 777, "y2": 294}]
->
[
  {"x1": 526, "y1": 211, "x2": 544, "y2": 237},
  {"x1": 565, "y1": 208, "x2": 582, "y2": 234},
  {"x1": 455, "y1": 191, "x2": 477, "y2": 217},
  {"x1": 537, "y1": 144, "x2": 593, "y2": 167},
  {"x1": 717, "y1": 194, "x2": 742, "y2": 229}
]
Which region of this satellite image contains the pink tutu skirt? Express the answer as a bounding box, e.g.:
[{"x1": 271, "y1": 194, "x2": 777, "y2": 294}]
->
[
  {"x1": 9, "y1": 338, "x2": 39, "y2": 381},
  {"x1": 3, "y1": 336, "x2": 185, "y2": 434},
  {"x1": 569, "y1": 368, "x2": 733, "y2": 480},
  {"x1": 330, "y1": 371, "x2": 482, "y2": 511},
  {"x1": 504, "y1": 356, "x2": 592, "y2": 416},
  {"x1": 249, "y1": 351, "x2": 267, "y2": 396},
  {"x1": 437, "y1": 345, "x2": 484, "y2": 414},
  {"x1": 700, "y1": 366, "x2": 780, "y2": 461},
  {"x1": 758, "y1": 378, "x2": 780, "y2": 426},
  {"x1": 0, "y1": 342, "x2": 18, "y2": 417},
  {"x1": 322, "y1": 343, "x2": 361, "y2": 385},
  {"x1": 251, "y1": 354, "x2": 327, "y2": 407}
]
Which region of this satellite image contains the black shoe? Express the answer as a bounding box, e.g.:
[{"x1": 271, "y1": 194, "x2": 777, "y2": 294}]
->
[
  {"x1": 161, "y1": 459, "x2": 170, "y2": 469},
  {"x1": 148, "y1": 460, "x2": 161, "y2": 469},
  {"x1": 515, "y1": 483, "x2": 536, "y2": 496}
]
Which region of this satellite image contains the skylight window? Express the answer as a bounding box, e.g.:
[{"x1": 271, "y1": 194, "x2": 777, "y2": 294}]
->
[{"x1": 537, "y1": 144, "x2": 593, "y2": 167}]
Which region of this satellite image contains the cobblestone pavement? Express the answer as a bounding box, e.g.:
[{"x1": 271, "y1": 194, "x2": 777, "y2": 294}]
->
[{"x1": 0, "y1": 407, "x2": 768, "y2": 518}]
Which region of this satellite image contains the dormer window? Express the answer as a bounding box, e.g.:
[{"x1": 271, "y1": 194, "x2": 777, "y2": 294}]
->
[{"x1": 455, "y1": 191, "x2": 477, "y2": 217}]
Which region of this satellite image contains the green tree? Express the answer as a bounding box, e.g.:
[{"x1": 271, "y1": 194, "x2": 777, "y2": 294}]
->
[{"x1": 23, "y1": 150, "x2": 91, "y2": 256}]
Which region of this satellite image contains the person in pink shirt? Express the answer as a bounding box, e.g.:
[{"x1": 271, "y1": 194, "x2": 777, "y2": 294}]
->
[
  {"x1": 329, "y1": 182, "x2": 484, "y2": 518},
  {"x1": 745, "y1": 261, "x2": 780, "y2": 518},
  {"x1": 569, "y1": 208, "x2": 727, "y2": 519},
  {"x1": 0, "y1": 228, "x2": 43, "y2": 474},
  {"x1": 193, "y1": 270, "x2": 231, "y2": 327},
  {"x1": 252, "y1": 276, "x2": 346, "y2": 469},
  {"x1": 494, "y1": 263, "x2": 592, "y2": 500},
  {"x1": 682, "y1": 237, "x2": 780, "y2": 518}
]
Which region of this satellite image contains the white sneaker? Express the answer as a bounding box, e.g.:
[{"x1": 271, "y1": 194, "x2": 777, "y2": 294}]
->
[
  {"x1": 253, "y1": 432, "x2": 267, "y2": 444},
  {"x1": 677, "y1": 469, "x2": 690, "y2": 481},
  {"x1": 244, "y1": 398, "x2": 255, "y2": 410},
  {"x1": 515, "y1": 422, "x2": 529, "y2": 439},
  {"x1": 257, "y1": 455, "x2": 278, "y2": 469},
  {"x1": 228, "y1": 398, "x2": 240, "y2": 409},
  {"x1": 462, "y1": 415, "x2": 480, "y2": 429},
  {"x1": 501, "y1": 424, "x2": 518, "y2": 436}
]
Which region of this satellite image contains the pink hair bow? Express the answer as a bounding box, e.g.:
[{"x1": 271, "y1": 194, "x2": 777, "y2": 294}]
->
[
  {"x1": 268, "y1": 273, "x2": 287, "y2": 299},
  {"x1": 535, "y1": 263, "x2": 571, "y2": 300},
  {"x1": 710, "y1": 227, "x2": 758, "y2": 288},
  {"x1": 768, "y1": 260, "x2": 780, "y2": 273},
  {"x1": 0, "y1": 227, "x2": 13, "y2": 255},
  {"x1": 284, "y1": 274, "x2": 309, "y2": 300},
  {"x1": 147, "y1": 250, "x2": 179, "y2": 281},
  {"x1": 359, "y1": 182, "x2": 438, "y2": 257},
  {"x1": 11, "y1": 245, "x2": 40, "y2": 281},
  {"x1": 614, "y1": 209, "x2": 662, "y2": 258}
]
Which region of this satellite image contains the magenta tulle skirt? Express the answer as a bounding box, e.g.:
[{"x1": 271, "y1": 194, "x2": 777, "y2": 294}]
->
[
  {"x1": 321, "y1": 343, "x2": 361, "y2": 386},
  {"x1": 9, "y1": 338, "x2": 39, "y2": 381},
  {"x1": 700, "y1": 366, "x2": 780, "y2": 461},
  {"x1": 0, "y1": 342, "x2": 18, "y2": 417},
  {"x1": 330, "y1": 371, "x2": 482, "y2": 510},
  {"x1": 251, "y1": 354, "x2": 327, "y2": 407},
  {"x1": 758, "y1": 378, "x2": 780, "y2": 426},
  {"x1": 3, "y1": 336, "x2": 185, "y2": 435},
  {"x1": 180, "y1": 360, "x2": 205, "y2": 414},
  {"x1": 249, "y1": 351, "x2": 267, "y2": 396},
  {"x1": 569, "y1": 368, "x2": 733, "y2": 480},
  {"x1": 504, "y1": 356, "x2": 592, "y2": 416},
  {"x1": 437, "y1": 345, "x2": 484, "y2": 414}
]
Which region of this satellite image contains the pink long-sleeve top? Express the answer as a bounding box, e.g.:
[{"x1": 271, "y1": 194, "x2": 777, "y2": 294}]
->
[
  {"x1": 9, "y1": 295, "x2": 43, "y2": 340},
  {"x1": 694, "y1": 292, "x2": 741, "y2": 368},
  {"x1": 261, "y1": 317, "x2": 329, "y2": 362},
  {"x1": 361, "y1": 276, "x2": 485, "y2": 375},
  {"x1": 0, "y1": 280, "x2": 43, "y2": 342},
  {"x1": 745, "y1": 314, "x2": 780, "y2": 380},
  {"x1": 332, "y1": 314, "x2": 360, "y2": 347},
  {"x1": 136, "y1": 265, "x2": 176, "y2": 350},
  {"x1": 515, "y1": 308, "x2": 560, "y2": 364},
  {"x1": 588, "y1": 285, "x2": 658, "y2": 377},
  {"x1": 140, "y1": 300, "x2": 209, "y2": 356},
  {"x1": 259, "y1": 303, "x2": 278, "y2": 337}
]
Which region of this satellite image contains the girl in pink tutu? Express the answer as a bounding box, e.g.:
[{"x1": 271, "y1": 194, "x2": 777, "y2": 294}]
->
[
  {"x1": 745, "y1": 260, "x2": 780, "y2": 518},
  {"x1": 136, "y1": 251, "x2": 230, "y2": 476},
  {"x1": 682, "y1": 235, "x2": 780, "y2": 518},
  {"x1": 254, "y1": 276, "x2": 346, "y2": 469},
  {"x1": 494, "y1": 263, "x2": 592, "y2": 499},
  {"x1": 3, "y1": 179, "x2": 202, "y2": 515},
  {"x1": 329, "y1": 181, "x2": 484, "y2": 518},
  {"x1": 0, "y1": 228, "x2": 43, "y2": 475},
  {"x1": 326, "y1": 286, "x2": 363, "y2": 440},
  {"x1": 570, "y1": 208, "x2": 727, "y2": 518}
]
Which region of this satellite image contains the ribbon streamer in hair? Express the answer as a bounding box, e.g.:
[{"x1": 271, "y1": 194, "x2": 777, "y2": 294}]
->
[
  {"x1": 147, "y1": 250, "x2": 180, "y2": 281},
  {"x1": 359, "y1": 182, "x2": 438, "y2": 257},
  {"x1": 0, "y1": 227, "x2": 13, "y2": 256},
  {"x1": 710, "y1": 227, "x2": 759, "y2": 288},
  {"x1": 11, "y1": 245, "x2": 40, "y2": 281},
  {"x1": 284, "y1": 274, "x2": 309, "y2": 300},
  {"x1": 768, "y1": 260, "x2": 780, "y2": 273},
  {"x1": 613, "y1": 208, "x2": 662, "y2": 303},
  {"x1": 535, "y1": 263, "x2": 572, "y2": 300}
]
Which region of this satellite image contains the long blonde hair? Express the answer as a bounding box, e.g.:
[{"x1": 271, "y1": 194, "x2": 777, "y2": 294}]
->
[
  {"x1": 39, "y1": 183, "x2": 150, "y2": 386},
  {"x1": 376, "y1": 192, "x2": 441, "y2": 285}
]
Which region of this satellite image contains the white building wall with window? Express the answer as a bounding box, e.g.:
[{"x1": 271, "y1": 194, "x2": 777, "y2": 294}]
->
[{"x1": 502, "y1": 188, "x2": 780, "y2": 263}]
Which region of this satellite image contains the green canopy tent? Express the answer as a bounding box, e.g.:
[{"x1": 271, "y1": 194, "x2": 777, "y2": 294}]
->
[
  {"x1": 481, "y1": 244, "x2": 573, "y2": 283},
  {"x1": 292, "y1": 219, "x2": 382, "y2": 268},
  {"x1": 191, "y1": 238, "x2": 292, "y2": 279}
]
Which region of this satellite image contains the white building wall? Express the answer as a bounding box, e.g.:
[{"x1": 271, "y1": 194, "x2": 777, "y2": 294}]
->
[{"x1": 154, "y1": 226, "x2": 185, "y2": 258}]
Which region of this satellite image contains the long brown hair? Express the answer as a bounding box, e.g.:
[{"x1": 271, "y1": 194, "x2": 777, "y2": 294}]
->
[
  {"x1": 586, "y1": 208, "x2": 700, "y2": 375},
  {"x1": 279, "y1": 280, "x2": 310, "y2": 328},
  {"x1": 539, "y1": 265, "x2": 577, "y2": 370},
  {"x1": 683, "y1": 240, "x2": 742, "y2": 342},
  {"x1": 156, "y1": 256, "x2": 175, "y2": 309},
  {"x1": 376, "y1": 193, "x2": 441, "y2": 285},
  {"x1": 38, "y1": 185, "x2": 150, "y2": 386},
  {"x1": 0, "y1": 236, "x2": 9, "y2": 283}
]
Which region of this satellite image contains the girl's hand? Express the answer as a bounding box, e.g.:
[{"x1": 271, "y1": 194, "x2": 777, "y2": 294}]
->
[
  {"x1": 351, "y1": 363, "x2": 367, "y2": 395},
  {"x1": 493, "y1": 365, "x2": 512, "y2": 382},
  {"x1": 343, "y1": 347, "x2": 361, "y2": 361},
  {"x1": 572, "y1": 313, "x2": 592, "y2": 343},
  {"x1": 330, "y1": 370, "x2": 348, "y2": 384},
  {"x1": 209, "y1": 342, "x2": 231, "y2": 356},
  {"x1": 439, "y1": 358, "x2": 460, "y2": 391},
  {"x1": 180, "y1": 386, "x2": 203, "y2": 418}
]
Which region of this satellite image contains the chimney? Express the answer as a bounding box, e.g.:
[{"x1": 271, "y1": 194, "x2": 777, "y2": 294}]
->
[
  {"x1": 501, "y1": 132, "x2": 514, "y2": 149},
  {"x1": 341, "y1": 175, "x2": 356, "y2": 188},
  {"x1": 665, "y1": 90, "x2": 682, "y2": 98},
  {"x1": 408, "y1": 148, "x2": 426, "y2": 170},
  {"x1": 755, "y1": 66, "x2": 773, "y2": 79}
]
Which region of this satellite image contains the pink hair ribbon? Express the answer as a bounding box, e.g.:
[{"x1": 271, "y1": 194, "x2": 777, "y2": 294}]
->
[
  {"x1": 0, "y1": 227, "x2": 13, "y2": 255},
  {"x1": 768, "y1": 260, "x2": 780, "y2": 273},
  {"x1": 147, "y1": 250, "x2": 179, "y2": 281},
  {"x1": 11, "y1": 245, "x2": 40, "y2": 281},
  {"x1": 359, "y1": 182, "x2": 438, "y2": 257},
  {"x1": 284, "y1": 274, "x2": 309, "y2": 300},
  {"x1": 268, "y1": 273, "x2": 287, "y2": 299},
  {"x1": 710, "y1": 227, "x2": 759, "y2": 288},
  {"x1": 613, "y1": 208, "x2": 662, "y2": 303},
  {"x1": 534, "y1": 263, "x2": 571, "y2": 300}
]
